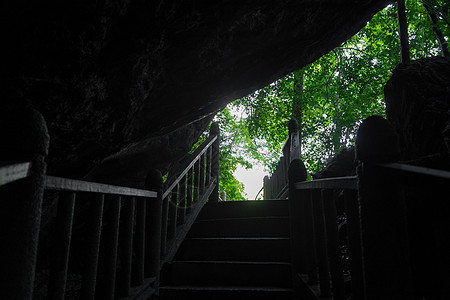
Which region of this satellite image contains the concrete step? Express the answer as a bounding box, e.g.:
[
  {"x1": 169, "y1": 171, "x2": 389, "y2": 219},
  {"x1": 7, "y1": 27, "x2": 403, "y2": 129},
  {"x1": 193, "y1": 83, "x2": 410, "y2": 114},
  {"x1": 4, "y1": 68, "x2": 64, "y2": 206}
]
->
[
  {"x1": 198, "y1": 200, "x2": 289, "y2": 220},
  {"x1": 187, "y1": 216, "x2": 290, "y2": 238},
  {"x1": 159, "y1": 285, "x2": 300, "y2": 300},
  {"x1": 161, "y1": 261, "x2": 292, "y2": 288},
  {"x1": 174, "y1": 237, "x2": 290, "y2": 262}
]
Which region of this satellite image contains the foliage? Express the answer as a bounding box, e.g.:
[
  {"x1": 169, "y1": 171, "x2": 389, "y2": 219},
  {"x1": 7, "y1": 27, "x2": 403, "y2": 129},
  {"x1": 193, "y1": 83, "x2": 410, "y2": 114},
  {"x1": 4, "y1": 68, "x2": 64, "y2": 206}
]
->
[
  {"x1": 214, "y1": 107, "x2": 254, "y2": 200},
  {"x1": 206, "y1": 0, "x2": 449, "y2": 198},
  {"x1": 223, "y1": 0, "x2": 448, "y2": 176}
]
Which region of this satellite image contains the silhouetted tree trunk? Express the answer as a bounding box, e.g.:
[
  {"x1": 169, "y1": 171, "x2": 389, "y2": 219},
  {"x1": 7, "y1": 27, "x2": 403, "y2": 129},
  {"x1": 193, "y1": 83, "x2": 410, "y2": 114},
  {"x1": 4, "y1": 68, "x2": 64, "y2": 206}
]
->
[
  {"x1": 293, "y1": 69, "x2": 303, "y2": 157},
  {"x1": 422, "y1": 1, "x2": 450, "y2": 57},
  {"x1": 397, "y1": 0, "x2": 410, "y2": 62}
]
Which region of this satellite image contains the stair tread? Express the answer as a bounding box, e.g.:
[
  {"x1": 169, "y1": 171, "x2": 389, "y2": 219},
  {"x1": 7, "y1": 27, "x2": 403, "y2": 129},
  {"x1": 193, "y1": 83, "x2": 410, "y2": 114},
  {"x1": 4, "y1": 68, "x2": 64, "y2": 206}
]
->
[
  {"x1": 160, "y1": 285, "x2": 295, "y2": 291},
  {"x1": 172, "y1": 260, "x2": 291, "y2": 265},
  {"x1": 186, "y1": 237, "x2": 289, "y2": 240},
  {"x1": 198, "y1": 200, "x2": 289, "y2": 220},
  {"x1": 195, "y1": 216, "x2": 289, "y2": 222}
]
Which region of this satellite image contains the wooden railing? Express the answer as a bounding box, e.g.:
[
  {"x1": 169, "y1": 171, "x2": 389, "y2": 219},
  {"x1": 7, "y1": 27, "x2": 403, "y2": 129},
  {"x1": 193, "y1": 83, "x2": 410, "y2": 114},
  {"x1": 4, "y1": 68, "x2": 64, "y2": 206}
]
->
[
  {"x1": 288, "y1": 115, "x2": 450, "y2": 300},
  {"x1": 0, "y1": 108, "x2": 220, "y2": 300},
  {"x1": 264, "y1": 119, "x2": 301, "y2": 199},
  {"x1": 159, "y1": 123, "x2": 220, "y2": 265},
  {"x1": 1, "y1": 162, "x2": 161, "y2": 300}
]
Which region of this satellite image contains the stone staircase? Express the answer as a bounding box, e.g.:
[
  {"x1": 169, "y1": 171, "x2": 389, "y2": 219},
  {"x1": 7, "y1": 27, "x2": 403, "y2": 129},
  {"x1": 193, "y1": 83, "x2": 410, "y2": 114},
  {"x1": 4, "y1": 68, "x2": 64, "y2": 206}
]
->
[{"x1": 159, "y1": 200, "x2": 314, "y2": 300}]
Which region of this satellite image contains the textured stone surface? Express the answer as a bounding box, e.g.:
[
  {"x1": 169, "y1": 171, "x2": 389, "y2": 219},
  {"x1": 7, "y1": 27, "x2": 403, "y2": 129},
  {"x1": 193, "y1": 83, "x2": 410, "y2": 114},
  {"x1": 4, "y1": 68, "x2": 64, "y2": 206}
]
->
[
  {"x1": 312, "y1": 146, "x2": 356, "y2": 179},
  {"x1": 4, "y1": 0, "x2": 390, "y2": 182},
  {"x1": 385, "y1": 56, "x2": 450, "y2": 299},
  {"x1": 385, "y1": 56, "x2": 450, "y2": 162}
]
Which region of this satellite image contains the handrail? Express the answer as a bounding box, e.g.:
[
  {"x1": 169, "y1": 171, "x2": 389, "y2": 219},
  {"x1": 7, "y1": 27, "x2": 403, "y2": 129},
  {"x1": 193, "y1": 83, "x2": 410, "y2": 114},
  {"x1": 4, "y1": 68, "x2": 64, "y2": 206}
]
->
[
  {"x1": 295, "y1": 176, "x2": 357, "y2": 190},
  {"x1": 287, "y1": 116, "x2": 450, "y2": 300},
  {"x1": 45, "y1": 175, "x2": 157, "y2": 197},
  {"x1": 163, "y1": 135, "x2": 217, "y2": 199},
  {"x1": 264, "y1": 119, "x2": 300, "y2": 199},
  {"x1": 0, "y1": 162, "x2": 32, "y2": 186},
  {"x1": 380, "y1": 162, "x2": 450, "y2": 180},
  {"x1": 0, "y1": 162, "x2": 158, "y2": 197},
  {"x1": 292, "y1": 162, "x2": 450, "y2": 191},
  {"x1": 159, "y1": 123, "x2": 220, "y2": 265},
  {"x1": 0, "y1": 112, "x2": 224, "y2": 300}
]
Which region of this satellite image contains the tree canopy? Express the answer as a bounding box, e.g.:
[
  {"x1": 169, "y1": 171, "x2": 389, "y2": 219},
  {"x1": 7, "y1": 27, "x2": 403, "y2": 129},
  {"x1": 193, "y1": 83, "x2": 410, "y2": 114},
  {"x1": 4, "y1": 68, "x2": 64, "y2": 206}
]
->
[{"x1": 212, "y1": 0, "x2": 449, "y2": 199}]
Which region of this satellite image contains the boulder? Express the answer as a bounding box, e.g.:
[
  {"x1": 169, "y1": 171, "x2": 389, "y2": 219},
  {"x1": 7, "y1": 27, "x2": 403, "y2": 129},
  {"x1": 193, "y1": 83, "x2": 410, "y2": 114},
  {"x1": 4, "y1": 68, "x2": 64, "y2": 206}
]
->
[{"x1": 385, "y1": 56, "x2": 450, "y2": 162}]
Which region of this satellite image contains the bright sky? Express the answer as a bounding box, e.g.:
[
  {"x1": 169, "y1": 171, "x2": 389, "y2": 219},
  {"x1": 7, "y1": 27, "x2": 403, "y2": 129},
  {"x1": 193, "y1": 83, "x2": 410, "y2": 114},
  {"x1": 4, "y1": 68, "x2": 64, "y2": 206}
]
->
[{"x1": 233, "y1": 163, "x2": 268, "y2": 200}]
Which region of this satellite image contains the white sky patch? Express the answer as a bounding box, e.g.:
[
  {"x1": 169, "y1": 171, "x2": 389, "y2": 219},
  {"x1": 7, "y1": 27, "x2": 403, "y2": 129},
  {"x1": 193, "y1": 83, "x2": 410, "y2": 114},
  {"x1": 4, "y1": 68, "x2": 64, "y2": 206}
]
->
[{"x1": 233, "y1": 162, "x2": 268, "y2": 200}]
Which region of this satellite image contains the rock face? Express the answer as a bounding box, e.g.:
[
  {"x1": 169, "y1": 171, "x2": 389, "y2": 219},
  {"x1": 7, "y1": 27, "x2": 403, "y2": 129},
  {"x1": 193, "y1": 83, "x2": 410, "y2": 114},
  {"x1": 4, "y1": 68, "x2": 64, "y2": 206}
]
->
[
  {"x1": 385, "y1": 56, "x2": 450, "y2": 163},
  {"x1": 4, "y1": 0, "x2": 390, "y2": 183},
  {"x1": 312, "y1": 146, "x2": 356, "y2": 179},
  {"x1": 385, "y1": 56, "x2": 450, "y2": 298}
]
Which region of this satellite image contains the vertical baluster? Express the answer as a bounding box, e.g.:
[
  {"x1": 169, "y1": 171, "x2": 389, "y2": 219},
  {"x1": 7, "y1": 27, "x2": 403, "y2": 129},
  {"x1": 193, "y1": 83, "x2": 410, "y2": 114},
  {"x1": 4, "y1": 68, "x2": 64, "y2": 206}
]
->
[
  {"x1": 200, "y1": 154, "x2": 206, "y2": 195},
  {"x1": 274, "y1": 166, "x2": 279, "y2": 197},
  {"x1": 96, "y1": 195, "x2": 121, "y2": 299},
  {"x1": 311, "y1": 190, "x2": 331, "y2": 297},
  {"x1": 206, "y1": 146, "x2": 212, "y2": 186},
  {"x1": 118, "y1": 197, "x2": 135, "y2": 297},
  {"x1": 48, "y1": 192, "x2": 76, "y2": 300},
  {"x1": 280, "y1": 165, "x2": 284, "y2": 196},
  {"x1": 288, "y1": 159, "x2": 308, "y2": 275},
  {"x1": 160, "y1": 195, "x2": 169, "y2": 256},
  {"x1": 280, "y1": 156, "x2": 286, "y2": 191},
  {"x1": 144, "y1": 169, "x2": 163, "y2": 282},
  {"x1": 263, "y1": 176, "x2": 269, "y2": 200},
  {"x1": 186, "y1": 168, "x2": 193, "y2": 214},
  {"x1": 305, "y1": 189, "x2": 318, "y2": 283},
  {"x1": 168, "y1": 187, "x2": 178, "y2": 239},
  {"x1": 344, "y1": 190, "x2": 364, "y2": 300},
  {"x1": 133, "y1": 197, "x2": 146, "y2": 285},
  {"x1": 209, "y1": 123, "x2": 220, "y2": 202},
  {"x1": 269, "y1": 177, "x2": 273, "y2": 199},
  {"x1": 178, "y1": 175, "x2": 187, "y2": 224},
  {"x1": 322, "y1": 189, "x2": 345, "y2": 300},
  {"x1": 193, "y1": 160, "x2": 200, "y2": 203},
  {"x1": 80, "y1": 194, "x2": 105, "y2": 300}
]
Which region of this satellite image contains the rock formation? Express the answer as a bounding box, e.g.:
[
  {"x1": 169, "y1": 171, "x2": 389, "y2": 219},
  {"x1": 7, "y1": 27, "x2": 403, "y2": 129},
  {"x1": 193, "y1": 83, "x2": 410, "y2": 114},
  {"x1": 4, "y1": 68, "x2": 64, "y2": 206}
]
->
[
  {"x1": 3, "y1": 0, "x2": 390, "y2": 185},
  {"x1": 385, "y1": 56, "x2": 450, "y2": 164}
]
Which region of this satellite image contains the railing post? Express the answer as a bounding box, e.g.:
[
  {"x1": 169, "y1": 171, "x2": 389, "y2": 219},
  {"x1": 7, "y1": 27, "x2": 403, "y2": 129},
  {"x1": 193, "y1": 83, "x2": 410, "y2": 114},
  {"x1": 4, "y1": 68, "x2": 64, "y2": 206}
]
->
[
  {"x1": 263, "y1": 175, "x2": 269, "y2": 200},
  {"x1": 288, "y1": 159, "x2": 308, "y2": 275},
  {"x1": 48, "y1": 192, "x2": 76, "y2": 300},
  {"x1": 193, "y1": 160, "x2": 200, "y2": 203},
  {"x1": 343, "y1": 190, "x2": 364, "y2": 300},
  {"x1": 144, "y1": 169, "x2": 163, "y2": 287},
  {"x1": 133, "y1": 197, "x2": 146, "y2": 285},
  {"x1": 355, "y1": 115, "x2": 413, "y2": 299},
  {"x1": 322, "y1": 189, "x2": 345, "y2": 300},
  {"x1": 186, "y1": 168, "x2": 193, "y2": 213},
  {"x1": 209, "y1": 122, "x2": 220, "y2": 202},
  {"x1": 289, "y1": 119, "x2": 301, "y2": 162},
  {"x1": 96, "y1": 194, "x2": 121, "y2": 300},
  {"x1": 311, "y1": 190, "x2": 331, "y2": 297},
  {"x1": 118, "y1": 196, "x2": 135, "y2": 297},
  {"x1": 178, "y1": 174, "x2": 187, "y2": 224},
  {"x1": 80, "y1": 194, "x2": 105, "y2": 300},
  {"x1": 0, "y1": 108, "x2": 49, "y2": 299}
]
